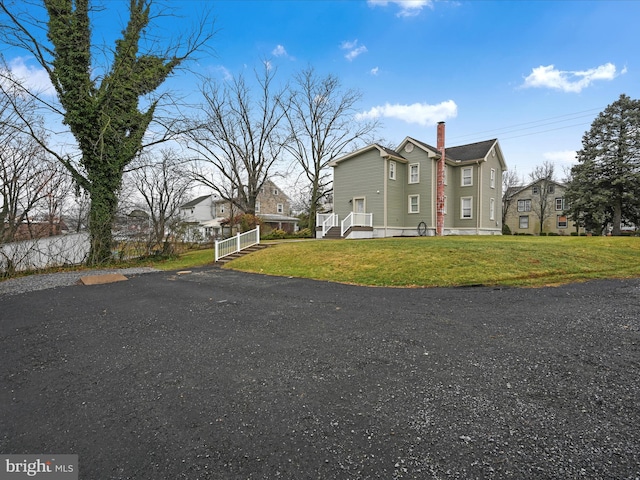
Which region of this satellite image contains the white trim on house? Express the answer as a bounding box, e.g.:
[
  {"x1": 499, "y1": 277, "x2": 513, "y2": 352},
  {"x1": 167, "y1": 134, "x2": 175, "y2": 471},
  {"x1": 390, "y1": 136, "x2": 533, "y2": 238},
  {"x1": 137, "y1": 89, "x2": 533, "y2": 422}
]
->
[
  {"x1": 462, "y1": 166, "x2": 473, "y2": 186},
  {"x1": 461, "y1": 197, "x2": 473, "y2": 219},
  {"x1": 409, "y1": 163, "x2": 420, "y2": 184},
  {"x1": 408, "y1": 194, "x2": 420, "y2": 214}
]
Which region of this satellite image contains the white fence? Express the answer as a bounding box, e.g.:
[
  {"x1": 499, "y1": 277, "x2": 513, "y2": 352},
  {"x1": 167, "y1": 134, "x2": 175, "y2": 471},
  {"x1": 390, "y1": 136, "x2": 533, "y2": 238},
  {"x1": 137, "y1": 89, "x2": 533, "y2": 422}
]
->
[
  {"x1": 341, "y1": 212, "x2": 373, "y2": 237},
  {"x1": 318, "y1": 213, "x2": 338, "y2": 236},
  {"x1": 215, "y1": 226, "x2": 260, "y2": 262},
  {"x1": 0, "y1": 233, "x2": 90, "y2": 273}
]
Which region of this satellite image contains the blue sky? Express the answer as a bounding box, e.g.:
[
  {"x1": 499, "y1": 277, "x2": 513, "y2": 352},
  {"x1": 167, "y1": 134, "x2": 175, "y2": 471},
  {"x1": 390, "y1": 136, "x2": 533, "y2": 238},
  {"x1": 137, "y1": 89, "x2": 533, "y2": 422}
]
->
[{"x1": 5, "y1": 0, "x2": 640, "y2": 180}]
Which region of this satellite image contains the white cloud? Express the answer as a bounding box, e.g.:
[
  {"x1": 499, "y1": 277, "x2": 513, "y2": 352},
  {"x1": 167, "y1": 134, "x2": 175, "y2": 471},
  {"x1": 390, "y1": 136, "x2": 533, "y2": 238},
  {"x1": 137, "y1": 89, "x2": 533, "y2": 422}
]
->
[
  {"x1": 341, "y1": 39, "x2": 368, "y2": 61},
  {"x1": 2, "y1": 57, "x2": 55, "y2": 97},
  {"x1": 214, "y1": 65, "x2": 233, "y2": 81},
  {"x1": 543, "y1": 150, "x2": 577, "y2": 165},
  {"x1": 522, "y1": 63, "x2": 623, "y2": 93},
  {"x1": 367, "y1": 0, "x2": 434, "y2": 17},
  {"x1": 272, "y1": 45, "x2": 287, "y2": 57},
  {"x1": 357, "y1": 100, "x2": 457, "y2": 126},
  {"x1": 341, "y1": 40, "x2": 358, "y2": 50},
  {"x1": 370, "y1": 67, "x2": 380, "y2": 76}
]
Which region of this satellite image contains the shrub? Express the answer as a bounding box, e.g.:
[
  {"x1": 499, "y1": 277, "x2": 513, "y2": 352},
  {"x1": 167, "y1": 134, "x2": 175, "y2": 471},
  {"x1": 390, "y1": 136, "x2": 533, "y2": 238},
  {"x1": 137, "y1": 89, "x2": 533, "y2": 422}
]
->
[
  {"x1": 502, "y1": 224, "x2": 512, "y2": 235},
  {"x1": 262, "y1": 229, "x2": 288, "y2": 240},
  {"x1": 295, "y1": 228, "x2": 312, "y2": 238}
]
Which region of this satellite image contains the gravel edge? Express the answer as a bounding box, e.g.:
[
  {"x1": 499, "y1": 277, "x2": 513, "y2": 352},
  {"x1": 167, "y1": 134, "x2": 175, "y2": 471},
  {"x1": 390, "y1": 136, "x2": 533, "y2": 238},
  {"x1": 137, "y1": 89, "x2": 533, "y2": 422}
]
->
[{"x1": 0, "y1": 267, "x2": 160, "y2": 297}]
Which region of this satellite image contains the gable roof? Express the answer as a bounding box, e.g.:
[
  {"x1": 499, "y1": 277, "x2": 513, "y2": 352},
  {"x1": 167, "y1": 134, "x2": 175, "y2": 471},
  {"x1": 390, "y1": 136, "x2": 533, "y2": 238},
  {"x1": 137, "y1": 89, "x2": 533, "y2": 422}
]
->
[
  {"x1": 329, "y1": 143, "x2": 406, "y2": 167},
  {"x1": 330, "y1": 135, "x2": 507, "y2": 171},
  {"x1": 446, "y1": 139, "x2": 497, "y2": 162},
  {"x1": 508, "y1": 179, "x2": 567, "y2": 198},
  {"x1": 180, "y1": 195, "x2": 212, "y2": 209}
]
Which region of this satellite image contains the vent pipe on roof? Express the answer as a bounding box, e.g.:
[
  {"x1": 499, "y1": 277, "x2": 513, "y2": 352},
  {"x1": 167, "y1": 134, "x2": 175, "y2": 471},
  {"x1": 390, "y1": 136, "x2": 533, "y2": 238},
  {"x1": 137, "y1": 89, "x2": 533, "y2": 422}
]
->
[{"x1": 436, "y1": 122, "x2": 446, "y2": 236}]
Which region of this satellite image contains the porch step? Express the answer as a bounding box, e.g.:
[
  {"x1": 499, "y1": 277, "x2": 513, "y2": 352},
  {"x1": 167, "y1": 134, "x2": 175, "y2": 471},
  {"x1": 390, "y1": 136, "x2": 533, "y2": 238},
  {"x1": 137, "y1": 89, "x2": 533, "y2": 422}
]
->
[
  {"x1": 322, "y1": 226, "x2": 342, "y2": 239},
  {"x1": 215, "y1": 243, "x2": 270, "y2": 265}
]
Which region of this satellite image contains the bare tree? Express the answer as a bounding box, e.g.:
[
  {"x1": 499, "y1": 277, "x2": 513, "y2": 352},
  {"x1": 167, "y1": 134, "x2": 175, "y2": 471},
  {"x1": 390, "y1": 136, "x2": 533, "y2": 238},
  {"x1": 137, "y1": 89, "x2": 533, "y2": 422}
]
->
[
  {"x1": 0, "y1": 80, "x2": 61, "y2": 242},
  {"x1": 0, "y1": 0, "x2": 214, "y2": 264},
  {"x1": 128, "y1": 148, "x2": 193, "y2": 253},
  {"x1": 529, "y1": 161, "x2": 556, "y2": 235},
  {"x1": 282, "y1": 67, "x2": 378, "y2": 231},
  {"x1": 186, "y1": 64, "x2": 287, "y2": 215},
  {"x1": 501, "y1": 167, "x2": 522, "y2": 227}
]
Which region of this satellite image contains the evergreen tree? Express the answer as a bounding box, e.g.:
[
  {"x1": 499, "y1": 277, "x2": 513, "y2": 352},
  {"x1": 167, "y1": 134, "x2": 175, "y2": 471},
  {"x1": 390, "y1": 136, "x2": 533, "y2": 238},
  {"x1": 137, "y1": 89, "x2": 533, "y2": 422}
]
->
[{"x1": 566, "y1": 94, "x2": 640, "y2": 235}]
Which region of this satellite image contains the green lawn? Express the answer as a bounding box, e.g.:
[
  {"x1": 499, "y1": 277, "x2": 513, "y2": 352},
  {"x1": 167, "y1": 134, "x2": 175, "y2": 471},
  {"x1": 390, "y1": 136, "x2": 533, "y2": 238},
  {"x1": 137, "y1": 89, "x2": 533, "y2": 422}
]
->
[{"x1": 219, "y1": 236, "x2": 640, "y2": 288}]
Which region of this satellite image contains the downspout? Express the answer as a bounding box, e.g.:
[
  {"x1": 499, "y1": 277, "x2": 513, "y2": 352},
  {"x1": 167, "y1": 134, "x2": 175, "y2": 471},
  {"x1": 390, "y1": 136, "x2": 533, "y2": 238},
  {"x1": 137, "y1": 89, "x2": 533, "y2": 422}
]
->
[
  {"x1": 476, "y1": 160, "x2": 482, "y2": 234},
  {"x1": 436, "y1": 122, "x2": 446, "y2": 236},
  {"x1": 384, "y1": 158, "x2": 388, "y2": 237}
]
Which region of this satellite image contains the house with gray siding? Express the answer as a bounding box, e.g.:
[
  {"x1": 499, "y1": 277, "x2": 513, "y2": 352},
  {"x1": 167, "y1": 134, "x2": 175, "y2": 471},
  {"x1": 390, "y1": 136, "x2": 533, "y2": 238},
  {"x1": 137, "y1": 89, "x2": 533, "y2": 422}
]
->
[
  {"x1": 320, "y1": 123, "x2": 507, "y2": 238},
  {"x1": 503, "y1": 180, "x2": 578, "y2": 235}
]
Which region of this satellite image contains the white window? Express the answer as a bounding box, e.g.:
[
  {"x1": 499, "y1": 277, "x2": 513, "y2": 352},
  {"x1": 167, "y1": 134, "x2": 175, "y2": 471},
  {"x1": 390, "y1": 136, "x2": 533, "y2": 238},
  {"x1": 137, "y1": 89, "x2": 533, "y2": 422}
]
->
[
  {"x1": 409, "y1": 164, "x2": 419, "y2": 184},
  {"x1": 389, "y1": 160, "x2": 396, "y2": 180},
  {"x1": 519, "y1": 215, "x2": 529, "y2": 229},
  {"x1": 490, "y1": 198, "x2": 495, "y2": 220},
  {"x1": 517, "y1": 199, "x2": 532, "y2": 212},
  {"x1": 490, "y1": 168, "x2": 496, "y2": 189},
  {"x1": 557, "y1": 215, "x2": 568, "y2": 228},
  {"x1": 532, "y1": 186, "x2": 540, "y2": 195},
  {"x1": 273, "y1": 188, "x2": 279, "y2": 195},
  {"x1": 555, "y1": 198, "x2": 565, "y2": 210},
  {"x1": 408, "y1": 194, "x2": 420, "y2": 214},
  {"x1": 277, "y1": 203, "x2": 284, "y2": 214},
  {"x1": 461, "y1": 197, "x2": 473, "y2": 219},
  {"x1": 462, "y1": 167, "x2": 473, "y2": 186},
  {"x1": 255, "y1": 201, "x2": 260, "y2": 213}
]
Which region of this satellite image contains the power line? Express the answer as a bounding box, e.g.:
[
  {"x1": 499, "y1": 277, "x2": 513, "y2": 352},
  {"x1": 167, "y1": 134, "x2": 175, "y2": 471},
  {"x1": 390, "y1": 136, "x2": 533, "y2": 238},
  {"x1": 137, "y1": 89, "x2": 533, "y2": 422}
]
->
[{"x1": 447, "y1": 107, "x2": 602, "y2": 143}]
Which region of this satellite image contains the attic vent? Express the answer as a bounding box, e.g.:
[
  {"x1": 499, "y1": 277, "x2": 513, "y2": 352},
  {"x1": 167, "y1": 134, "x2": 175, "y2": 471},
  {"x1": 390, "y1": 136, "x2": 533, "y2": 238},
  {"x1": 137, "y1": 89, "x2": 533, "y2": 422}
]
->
[{"x1": 404, "y1": 143, "x2": 414, "y2": 153}]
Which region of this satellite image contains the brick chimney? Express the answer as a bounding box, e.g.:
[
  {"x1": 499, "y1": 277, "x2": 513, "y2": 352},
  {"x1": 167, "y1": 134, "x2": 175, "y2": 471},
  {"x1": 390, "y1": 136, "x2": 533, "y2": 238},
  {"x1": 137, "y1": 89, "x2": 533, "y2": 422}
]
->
[{"x1": 436, "y1": 122, "x2": 445, "y2": 236}]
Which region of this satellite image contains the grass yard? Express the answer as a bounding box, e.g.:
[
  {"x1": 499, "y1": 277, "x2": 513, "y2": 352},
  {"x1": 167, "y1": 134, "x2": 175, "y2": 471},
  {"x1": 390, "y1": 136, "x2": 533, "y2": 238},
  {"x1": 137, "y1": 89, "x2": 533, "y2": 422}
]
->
[{"x1": 221, "y1": 236, "x2": 640, "y2": 288}]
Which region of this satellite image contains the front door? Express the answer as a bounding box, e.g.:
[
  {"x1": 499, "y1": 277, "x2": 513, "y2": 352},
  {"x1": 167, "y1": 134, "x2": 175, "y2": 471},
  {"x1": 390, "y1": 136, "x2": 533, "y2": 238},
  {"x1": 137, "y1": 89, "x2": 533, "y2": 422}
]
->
[{"x1": 353, "y1": 197, "x2": 365, "y2": 213}]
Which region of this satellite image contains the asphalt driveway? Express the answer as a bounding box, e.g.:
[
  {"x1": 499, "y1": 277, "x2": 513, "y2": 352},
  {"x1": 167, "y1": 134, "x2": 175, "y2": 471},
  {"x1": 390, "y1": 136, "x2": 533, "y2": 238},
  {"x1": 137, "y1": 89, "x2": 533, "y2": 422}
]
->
[{"x1": 1, "y1": 267, "x2": 639, "y2": 479}]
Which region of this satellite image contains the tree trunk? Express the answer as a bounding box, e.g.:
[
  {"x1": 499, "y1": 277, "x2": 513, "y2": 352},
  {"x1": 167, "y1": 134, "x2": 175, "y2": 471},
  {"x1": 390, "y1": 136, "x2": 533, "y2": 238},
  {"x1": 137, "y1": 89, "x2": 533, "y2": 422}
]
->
[
  {"x1": 87, "y1": 181, "x2": 119, "y2": 265},
  {"x1": 612, "y1": 198, "x2": 622, "y2": 236}
]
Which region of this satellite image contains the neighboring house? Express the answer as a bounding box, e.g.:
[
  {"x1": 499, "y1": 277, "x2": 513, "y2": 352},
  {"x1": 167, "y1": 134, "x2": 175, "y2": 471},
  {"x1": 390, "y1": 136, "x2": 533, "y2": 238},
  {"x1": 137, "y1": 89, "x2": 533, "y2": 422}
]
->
[
  {"x1": 178, "y1": 194, "x2": 224, "y2": 241},
  {"x1": 503, "y1": 180, "x2": 578, "y2": 235},
  {"x1": 255, "y1": 180, "x2": 299, "y2": 233},
  {"x1": 322, "y1": 122, "x2": 507, "y2": 238},
  {"x1": 9, "y1": 219, "x2": 69, "y2": 241},
  {"x1": 178, "y1": 180, "x2": 299, "y2": 240}
]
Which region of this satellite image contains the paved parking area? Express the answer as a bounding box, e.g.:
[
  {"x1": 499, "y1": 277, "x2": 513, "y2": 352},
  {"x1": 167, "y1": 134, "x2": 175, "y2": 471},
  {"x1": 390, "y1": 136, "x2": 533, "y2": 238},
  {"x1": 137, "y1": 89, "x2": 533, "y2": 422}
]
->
[{"x1": 1, "y1": 268, "x2": 639, "y2": 478}]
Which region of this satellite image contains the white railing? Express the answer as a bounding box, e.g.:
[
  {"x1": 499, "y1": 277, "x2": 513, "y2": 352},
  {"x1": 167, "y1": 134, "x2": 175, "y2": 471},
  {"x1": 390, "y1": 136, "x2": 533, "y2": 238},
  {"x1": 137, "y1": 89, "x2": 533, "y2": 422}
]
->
[
  {"x1": 319, "y1": 213, "x2": 339, "y2": 236},
  {"x1": 341, "y1": 212, "x2": 373, "y2": 237},
  {"x1": 215, "y1": 226, "x2": 260, "y2": 262}
]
